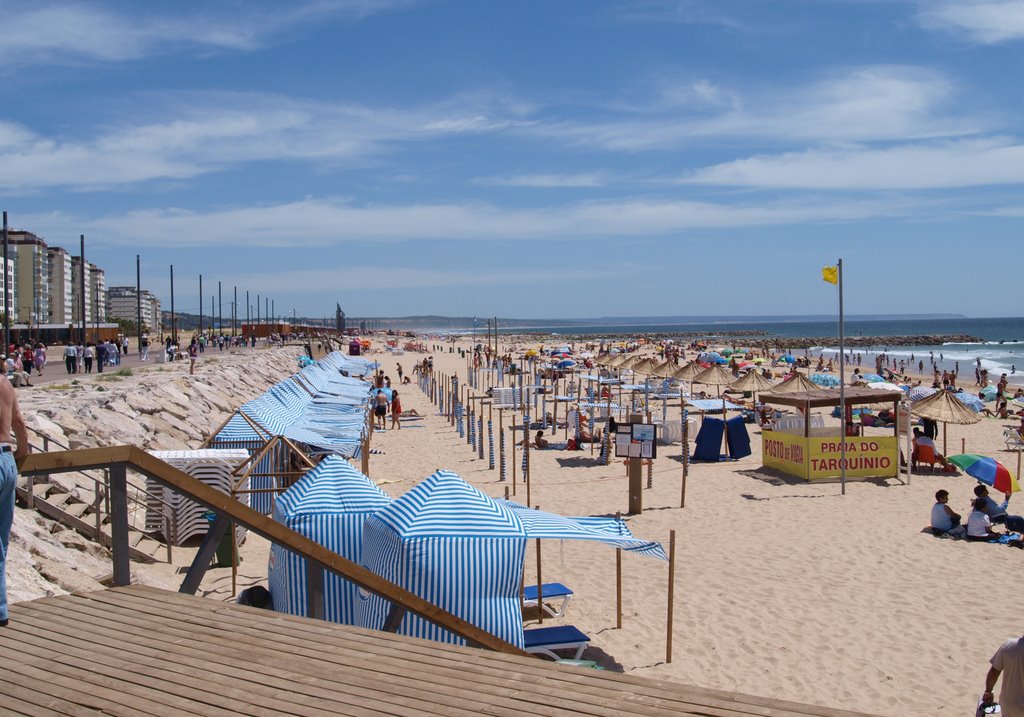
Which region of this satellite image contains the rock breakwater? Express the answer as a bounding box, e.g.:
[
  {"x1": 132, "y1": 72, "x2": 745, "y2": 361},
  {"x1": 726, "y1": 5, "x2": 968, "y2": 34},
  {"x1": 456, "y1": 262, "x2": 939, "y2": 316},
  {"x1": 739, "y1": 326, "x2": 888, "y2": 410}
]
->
[{"x1": 9, "y1": 346, "x2": 304, "y2": 605}]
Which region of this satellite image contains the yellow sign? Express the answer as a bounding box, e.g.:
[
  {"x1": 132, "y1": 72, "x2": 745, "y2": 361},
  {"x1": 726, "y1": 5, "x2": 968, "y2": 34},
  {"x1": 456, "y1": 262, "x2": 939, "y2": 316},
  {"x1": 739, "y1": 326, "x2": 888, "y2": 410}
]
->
[{"x1": 763, "y1": 431, "x2": 898, "y2": 481}]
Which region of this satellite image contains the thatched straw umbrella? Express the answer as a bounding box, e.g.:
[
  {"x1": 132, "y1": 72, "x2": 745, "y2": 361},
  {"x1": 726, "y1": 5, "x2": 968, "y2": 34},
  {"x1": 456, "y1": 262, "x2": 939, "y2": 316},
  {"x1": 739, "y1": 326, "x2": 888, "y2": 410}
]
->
[
  {"x1": 911, "y1": 389, "x2": 981, "y2": 455},
  {"x1": 652, "y1": 360, "x2": 678, "y2": 380},
  {"x1": 766, "y1": 371, "x2": 819, "y2": 395},
  {"x1": 672, "y1": 361, "x2": 703, "y2": 382},
  {"x1": 729, "y1": 370, "x2": 775, "y2": 413}
]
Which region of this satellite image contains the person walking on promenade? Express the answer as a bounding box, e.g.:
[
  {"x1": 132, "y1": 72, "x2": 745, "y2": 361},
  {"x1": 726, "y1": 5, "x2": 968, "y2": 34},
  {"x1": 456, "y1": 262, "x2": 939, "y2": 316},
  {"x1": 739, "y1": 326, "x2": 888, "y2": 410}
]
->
[
  {"x1": 140, "y1": 336, "x2": 150, "y2": 362},
  {"x1": 63, "y1": 343, "x2": 76, "y2": 375},
  {"x1": 188, "y1": 338, "x2": 199, "y2": 375},
  {"x1": 0, "y1": 369, "x2": 30, "y2": 627},
  {"x1": 33, "y1": 343, "x2": 45, "y2": 377},
  {"x1": 984, "y1": 634, "x2": 1024, "y2": 716}
]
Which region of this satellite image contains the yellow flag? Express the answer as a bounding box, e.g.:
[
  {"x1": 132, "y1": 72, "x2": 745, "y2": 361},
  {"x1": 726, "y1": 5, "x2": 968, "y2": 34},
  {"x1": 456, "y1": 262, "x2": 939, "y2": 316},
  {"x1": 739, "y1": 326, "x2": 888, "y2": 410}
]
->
[{"x1": 822, "y1": 265, "x2": 838, "y2": 285}]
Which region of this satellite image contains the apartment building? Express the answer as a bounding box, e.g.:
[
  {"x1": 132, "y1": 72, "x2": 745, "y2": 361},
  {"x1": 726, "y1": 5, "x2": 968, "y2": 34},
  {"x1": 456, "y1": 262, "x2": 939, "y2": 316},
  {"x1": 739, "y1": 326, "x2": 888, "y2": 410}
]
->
[{"x1": 107, "y1": 286, "x2": 161, "y2": 333}]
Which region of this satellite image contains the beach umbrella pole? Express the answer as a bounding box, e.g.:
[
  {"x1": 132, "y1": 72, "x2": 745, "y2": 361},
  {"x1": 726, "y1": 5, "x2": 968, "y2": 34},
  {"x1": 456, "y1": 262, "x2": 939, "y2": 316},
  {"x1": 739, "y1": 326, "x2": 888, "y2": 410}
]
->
[
  {"x1": 615, "y1": 511, "x2": 623, "y2": 629},
  {"x1": 535, "y1": 520, "x2": 543, "y2": 623},
  {"x1": 666, "y1": 529, "x2": 676, "y2": 665}
]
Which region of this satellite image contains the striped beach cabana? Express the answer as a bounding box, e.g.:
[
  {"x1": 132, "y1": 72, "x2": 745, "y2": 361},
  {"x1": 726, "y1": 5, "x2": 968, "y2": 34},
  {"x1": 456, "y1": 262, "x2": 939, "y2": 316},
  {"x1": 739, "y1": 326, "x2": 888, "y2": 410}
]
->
[
  {"x1": 357, "y1": 470, "x2": 529, "y2": 648},
  {"x1": 356, "y1": 470, "x2": 668, "y2": 649},
  {"x1": 268, "y1": 455, "x2": 391, "y2": 623}
]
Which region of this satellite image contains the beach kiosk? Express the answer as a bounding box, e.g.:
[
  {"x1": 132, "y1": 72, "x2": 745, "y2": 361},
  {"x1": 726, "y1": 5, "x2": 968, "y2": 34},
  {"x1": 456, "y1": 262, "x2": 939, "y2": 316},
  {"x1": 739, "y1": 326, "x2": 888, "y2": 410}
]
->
[{"x1": 759, "y1": 387, "x2": 904, "y2": 481}]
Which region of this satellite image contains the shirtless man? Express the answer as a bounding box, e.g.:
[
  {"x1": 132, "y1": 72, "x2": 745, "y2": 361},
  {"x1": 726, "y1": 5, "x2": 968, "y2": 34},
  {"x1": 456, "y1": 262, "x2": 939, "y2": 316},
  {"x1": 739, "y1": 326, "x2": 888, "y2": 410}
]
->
[{"x1": 0, "y1": 372, "x2": 30, "y2": 627}]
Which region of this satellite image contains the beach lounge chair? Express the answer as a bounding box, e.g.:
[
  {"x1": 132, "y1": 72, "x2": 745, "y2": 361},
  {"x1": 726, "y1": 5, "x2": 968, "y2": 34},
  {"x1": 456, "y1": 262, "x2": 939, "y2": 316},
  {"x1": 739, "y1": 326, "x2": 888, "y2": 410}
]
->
[
  {"x1": 912, "y1": 445, "x2": 939, "y2": 473},
  {"x1": 1004, "y1": 429, "x2": 1024, "y2": 451},
  {"x1": 524, "y1": 625, "x2": 590, "y2": 660},
  {"x1": 522, "y1": 582, "x2": 574, "y2": 618}
]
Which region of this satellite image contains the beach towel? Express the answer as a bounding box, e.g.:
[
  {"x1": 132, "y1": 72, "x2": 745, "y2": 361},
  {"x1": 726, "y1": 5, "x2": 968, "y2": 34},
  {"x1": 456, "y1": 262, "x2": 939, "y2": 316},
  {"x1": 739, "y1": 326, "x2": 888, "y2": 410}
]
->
[
  {"x1": 725, "y1": 416, "x2": 752, "y2": 459},
  {"x1": 692, "y1": 418, "x2": 726, "y2": 462}
]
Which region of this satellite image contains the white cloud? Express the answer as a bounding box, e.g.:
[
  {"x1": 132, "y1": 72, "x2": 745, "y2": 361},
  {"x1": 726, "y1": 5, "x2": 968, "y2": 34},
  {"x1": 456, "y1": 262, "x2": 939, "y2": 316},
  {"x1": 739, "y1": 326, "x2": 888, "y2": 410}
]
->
[
  {"x1": 18, "y1": 195, "x2": 919, "y2": 250},
  {"x1": 475, "y1": 173, "x2": 609, "y2": 188},
  {"x1": 917, "y1": 1, "x2": 1024, "y2": 44},
  {"x1": 228, "y1": 265, "x2": 616, "y2": 293},
  {"x1": 680, "y1": 138, "x2": 1024, "y2": 190},
  {"x1": 534, "y1": 66, "x2": 979, "y2": 150},
  {"x1": 0, "y1": 92, "x2": 531, "y2": 192},
  {"x1": 0, "y1": 1, "x2": 413, "y2": 67}
]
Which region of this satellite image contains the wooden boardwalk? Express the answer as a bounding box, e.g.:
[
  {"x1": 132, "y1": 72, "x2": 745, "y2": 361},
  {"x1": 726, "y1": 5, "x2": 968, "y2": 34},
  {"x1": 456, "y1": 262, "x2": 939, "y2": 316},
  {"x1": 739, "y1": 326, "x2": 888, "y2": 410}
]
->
[{"x1": 0, "y1": 586, "x2": 879, "y2": 717}]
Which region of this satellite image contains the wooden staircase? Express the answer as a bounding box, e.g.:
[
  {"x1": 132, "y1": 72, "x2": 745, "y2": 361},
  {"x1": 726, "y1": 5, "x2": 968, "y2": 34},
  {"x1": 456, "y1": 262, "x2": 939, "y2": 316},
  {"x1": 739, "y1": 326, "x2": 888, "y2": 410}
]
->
[{"x1": 16, "y1": 477, "x2": 165, "y2": 563}]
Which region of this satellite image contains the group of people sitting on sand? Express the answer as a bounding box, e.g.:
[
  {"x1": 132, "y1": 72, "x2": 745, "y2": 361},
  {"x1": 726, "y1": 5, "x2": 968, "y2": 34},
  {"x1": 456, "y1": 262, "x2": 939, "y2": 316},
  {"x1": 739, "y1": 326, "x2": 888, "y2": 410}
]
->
[{"x1": 931, "y1": 486, "x2": 1024, "y2": 545}]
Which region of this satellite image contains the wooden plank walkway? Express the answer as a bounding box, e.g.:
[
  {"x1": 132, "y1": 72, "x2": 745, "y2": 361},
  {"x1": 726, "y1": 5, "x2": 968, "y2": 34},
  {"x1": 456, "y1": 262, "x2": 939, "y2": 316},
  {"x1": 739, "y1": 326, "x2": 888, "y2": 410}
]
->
[{"x1": 0, "y1": 587, "x2": 880, "y2": 717}]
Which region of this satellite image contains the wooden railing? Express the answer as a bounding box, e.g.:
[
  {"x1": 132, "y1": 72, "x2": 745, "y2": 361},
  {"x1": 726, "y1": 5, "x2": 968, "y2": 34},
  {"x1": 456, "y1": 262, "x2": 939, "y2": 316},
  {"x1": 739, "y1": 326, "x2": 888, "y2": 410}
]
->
[{"x1": 18, "y1": 446, "x2": 527, "y2": 656}]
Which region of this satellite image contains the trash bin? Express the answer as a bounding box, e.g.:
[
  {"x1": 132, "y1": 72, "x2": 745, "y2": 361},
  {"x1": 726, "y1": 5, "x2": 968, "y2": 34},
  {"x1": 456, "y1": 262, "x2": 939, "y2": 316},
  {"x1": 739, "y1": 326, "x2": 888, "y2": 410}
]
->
[{"x1": 204, "y1": 511, "x2": 240, "y2": 567}]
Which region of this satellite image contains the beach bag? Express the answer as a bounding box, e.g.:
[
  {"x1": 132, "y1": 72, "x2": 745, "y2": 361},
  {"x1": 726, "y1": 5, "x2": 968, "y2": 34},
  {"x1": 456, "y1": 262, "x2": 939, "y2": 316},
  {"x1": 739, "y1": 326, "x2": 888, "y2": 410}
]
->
[{"x1": 566, "y1": 438, "x2": 578, "y2": 451}]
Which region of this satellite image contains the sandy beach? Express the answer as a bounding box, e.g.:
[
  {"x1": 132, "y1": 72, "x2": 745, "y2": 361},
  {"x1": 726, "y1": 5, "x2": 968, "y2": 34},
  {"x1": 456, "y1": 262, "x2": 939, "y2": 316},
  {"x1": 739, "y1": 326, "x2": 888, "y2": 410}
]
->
[
  {"x1": 359, "y1": 337, "x2": 1022, "y2": 716},
  {"x1": 8, "y1": 336, "x2": 1021, "y2": 716}
]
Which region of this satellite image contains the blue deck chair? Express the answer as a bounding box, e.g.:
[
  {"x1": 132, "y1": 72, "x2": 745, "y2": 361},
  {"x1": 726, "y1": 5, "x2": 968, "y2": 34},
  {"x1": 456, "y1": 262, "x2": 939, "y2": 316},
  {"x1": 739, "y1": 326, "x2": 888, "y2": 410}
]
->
[
  {"x1": 725, "y1": 416, "x2": 752, "y2": 459},
  {"x1": 524, "y1": 625, "x2": 590, "y2": 660},
  {"x1": 692, "y1": 417, "x2": 726, "y2": 461},
  {"x1": 522, "y1": 583, "x2": 574, "y2": 618}
]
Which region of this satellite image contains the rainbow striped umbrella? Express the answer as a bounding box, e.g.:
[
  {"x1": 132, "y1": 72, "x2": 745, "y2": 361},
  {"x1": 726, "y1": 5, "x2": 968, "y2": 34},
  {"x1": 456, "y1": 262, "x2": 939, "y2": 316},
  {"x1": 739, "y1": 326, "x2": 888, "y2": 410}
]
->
[{"x1": 947, "y1": 454, "x2": 1021, "y2": 494}]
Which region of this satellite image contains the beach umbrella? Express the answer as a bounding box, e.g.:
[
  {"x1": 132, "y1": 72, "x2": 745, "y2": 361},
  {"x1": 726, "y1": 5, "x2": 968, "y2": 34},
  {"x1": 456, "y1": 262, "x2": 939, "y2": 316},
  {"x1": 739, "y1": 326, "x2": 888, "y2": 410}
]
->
[
  {"x1": 767, "y1": 372, "x2": 819, "y2": 394},
  {"x1": 953, "y1": 393, "x2": 985, "y2": 413},
  {"x1": 555, "y1": 359, "x2": 575, "y2": 369},
  {"x1": 866, "y1": 381, "x2": 905, "y2": 393},
  {"x1": 632, "y1": 357, "x2": 661, "y2": 375},
  {"x1": 693, "y1": 364, "x2": 735, "y2": 390},
  {"x1": 810, "y1": 373, "x2": 841, "y2": 388},
  {"x1": 980, "y1": 386, "x2": 999, "y2": 401},
  {"x1": 672, "y1": 361, "x2": 703, "y2": 381},
  {"x1": 728, "y1": 370, "x2": 774, "y2": 414},
  {"x1": 729, "y1": 371, "x2": 774, "y2": 394},
  {"x1": 909, "y1": 386, "x2": 938, "y2": 402},
  {"x1": 781, "y1": 354, "x2": 796, "y2": 363},
  {"x1": 946, "y1": 454, "x2": 1021, "y2": 494},
  {"x1": 911, "y1": 389, "x2": 982, "y2": 455},
  {"x1": 652, "y1": 360, "x2": 678, "y2": 380},
  {"x1": 859, "y1": 373, "x2": 885, "y2": 383}
]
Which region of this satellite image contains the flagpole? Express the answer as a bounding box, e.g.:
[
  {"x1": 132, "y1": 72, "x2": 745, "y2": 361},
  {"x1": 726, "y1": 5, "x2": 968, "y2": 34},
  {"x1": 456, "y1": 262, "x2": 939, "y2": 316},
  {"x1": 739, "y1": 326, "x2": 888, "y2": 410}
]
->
[{"x1": 838, "y1": 258, "x2": 846, "y2": 495}]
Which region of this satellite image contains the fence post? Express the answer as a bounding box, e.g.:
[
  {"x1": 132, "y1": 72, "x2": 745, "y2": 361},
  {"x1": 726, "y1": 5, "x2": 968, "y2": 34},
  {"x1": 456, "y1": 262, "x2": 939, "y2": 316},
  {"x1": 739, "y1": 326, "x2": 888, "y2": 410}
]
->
[{"x1": 108, "y1": 464, "x2": 132, "y2": 587}]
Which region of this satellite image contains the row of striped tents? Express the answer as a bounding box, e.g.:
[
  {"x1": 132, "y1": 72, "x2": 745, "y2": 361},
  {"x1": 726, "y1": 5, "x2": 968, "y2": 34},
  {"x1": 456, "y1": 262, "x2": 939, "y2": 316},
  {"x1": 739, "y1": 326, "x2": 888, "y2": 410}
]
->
[
  {"x1": 355, "y1": 470, "x2": 667, "y2": 649},
  {"x1": 268, "y1": 455, "x2": 391, "y2": 622}
]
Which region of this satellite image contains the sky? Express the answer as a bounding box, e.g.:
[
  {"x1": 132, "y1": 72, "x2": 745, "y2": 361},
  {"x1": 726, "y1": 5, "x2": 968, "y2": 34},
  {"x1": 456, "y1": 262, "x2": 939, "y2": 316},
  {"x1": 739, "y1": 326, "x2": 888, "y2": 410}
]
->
[{"x1": 3, "y1": 0, "x2": 1024, "y2": 321}]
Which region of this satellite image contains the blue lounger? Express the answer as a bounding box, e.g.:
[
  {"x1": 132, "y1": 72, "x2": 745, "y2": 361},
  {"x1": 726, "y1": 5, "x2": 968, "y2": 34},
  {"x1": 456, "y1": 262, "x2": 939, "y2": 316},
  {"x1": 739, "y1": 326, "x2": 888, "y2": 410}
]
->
[
  {"x1": 522, "y1": 582, "x2": 574, "y2": 618},
  {"x1": 524, "y1": 625, "x2": 590, "y2": 660}
]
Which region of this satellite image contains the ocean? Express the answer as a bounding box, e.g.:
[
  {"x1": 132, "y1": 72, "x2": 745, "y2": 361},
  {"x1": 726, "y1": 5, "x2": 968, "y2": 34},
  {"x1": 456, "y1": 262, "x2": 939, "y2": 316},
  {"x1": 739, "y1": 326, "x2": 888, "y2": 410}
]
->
[{"x1": 485, "y1": 316, "x2": 1024, "y2": 385}]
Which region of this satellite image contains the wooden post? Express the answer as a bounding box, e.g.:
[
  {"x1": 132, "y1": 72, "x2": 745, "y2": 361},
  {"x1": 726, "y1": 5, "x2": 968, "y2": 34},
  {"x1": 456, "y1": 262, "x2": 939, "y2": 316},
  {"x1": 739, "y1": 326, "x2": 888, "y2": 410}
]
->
[
  {"x1": 943, "y1": 421, "x2": 947, "y2": 457},
  {"x1": 108, "y1": 464, "x2": 131, "y2": 587},
  {"x1": 628, "y1": 412, "x2": 643, "y2": 514},
  {"x1": 535, "y1": 529, "x2": 543, "y2": 623},
  {"x1": 525, "y1": 416, "x2": 532, "y2": 507},
  {"x1": 511, "y1": 413, "x2": 517, "y2": 495},
  {"x1": 666, "y1": 529, "x2": 676, "y2": 664},
  {"x1": 962, "y1": 437, "x2": 966, "y2": 454},
  {"x1": 615, "y1": 511, "x2": 622, "y2": 629}
]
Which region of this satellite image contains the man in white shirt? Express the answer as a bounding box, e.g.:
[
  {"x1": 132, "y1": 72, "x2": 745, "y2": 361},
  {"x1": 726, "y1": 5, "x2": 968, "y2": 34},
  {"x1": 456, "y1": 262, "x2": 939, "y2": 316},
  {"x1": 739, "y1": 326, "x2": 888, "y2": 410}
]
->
[{"x1": 985, "y1": 635, "x2": 1024, "y2": 716}]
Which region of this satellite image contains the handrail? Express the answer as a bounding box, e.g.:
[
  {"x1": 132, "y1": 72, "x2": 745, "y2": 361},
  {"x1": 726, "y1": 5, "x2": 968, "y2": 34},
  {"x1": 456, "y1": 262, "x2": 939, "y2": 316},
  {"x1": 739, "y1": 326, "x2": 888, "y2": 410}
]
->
[
  {"x1": 23, "y1": 427, "x2": 174, "y2": 562},
  {"x1": 19, "y1": 446, "x2": 527, "y2": 656}
]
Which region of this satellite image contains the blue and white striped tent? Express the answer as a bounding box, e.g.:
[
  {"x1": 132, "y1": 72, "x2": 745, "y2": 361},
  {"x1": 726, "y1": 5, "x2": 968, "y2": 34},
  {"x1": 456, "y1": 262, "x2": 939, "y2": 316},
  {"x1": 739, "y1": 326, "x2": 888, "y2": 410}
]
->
[
  {"x1": 356, "y1": 470, "x2": 668, "y2": 649},
  {"x1": 268, "y1": 455, "x2": 391, "y2": 623},
  {"x1": 357, "y1": 470, "x2": 529, "y2": 648}
]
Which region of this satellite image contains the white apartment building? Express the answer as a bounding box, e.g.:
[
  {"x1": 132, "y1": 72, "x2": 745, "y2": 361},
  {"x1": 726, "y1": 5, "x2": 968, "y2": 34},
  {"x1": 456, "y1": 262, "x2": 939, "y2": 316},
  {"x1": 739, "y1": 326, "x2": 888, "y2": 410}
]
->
[
  {"x1": 46, "y1": 245, "x2": 74, "y2": 325},
  {"x1": 106, "y1": 286, "x2": 161, "y2": 333},
  {"x1": 10, "y1": 232, "x2": 50, "y2": 326}
]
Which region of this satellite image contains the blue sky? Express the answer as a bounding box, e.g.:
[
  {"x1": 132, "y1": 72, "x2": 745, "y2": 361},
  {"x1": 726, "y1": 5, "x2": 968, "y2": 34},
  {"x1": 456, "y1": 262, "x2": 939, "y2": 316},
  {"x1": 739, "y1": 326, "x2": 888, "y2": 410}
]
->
[{"x1": 3, "y1": 0, "x2": 1024, "y2": 320}]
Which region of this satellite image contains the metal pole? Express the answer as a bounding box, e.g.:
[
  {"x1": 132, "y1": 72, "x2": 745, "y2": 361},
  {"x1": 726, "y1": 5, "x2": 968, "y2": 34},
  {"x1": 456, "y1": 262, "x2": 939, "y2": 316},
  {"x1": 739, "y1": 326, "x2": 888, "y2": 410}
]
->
[
  {"x1": 79, "y1": 235, "x2": 86, "y2": 345},
  {"x1": 257, "y1": 293, "x2": 260, "y2": 328},
  {"x1": 199, "y1": 274, "x2": 203, "y2": 336},
  {"x1": 272, "y1": 299, "x2": 275, "y2": 327},
  {"x1": 218, "y1": 281, "x2": 222, "y2": 337},
  {"x1": 170, "y1": 265, "x2": 176, "y2": 345},
  {"x1": 245, "y1": 290, "x2": 249, "y2": 333},
  {"x1": 233, "y1": 286, "x2": 237, "y2": 337},
  {"x1": 2, "y1": 211, "x2": 8, "y2": 352},
  {"x1": 838, "y1": 258, "x2": 846, "y2": 495},
  {"x1": 136, "y1": 255, "x2": 142, "y2": 347}
]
